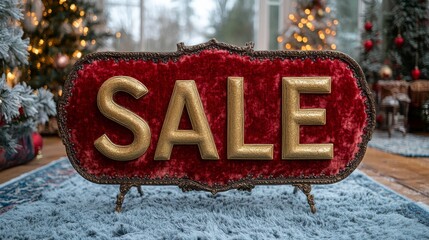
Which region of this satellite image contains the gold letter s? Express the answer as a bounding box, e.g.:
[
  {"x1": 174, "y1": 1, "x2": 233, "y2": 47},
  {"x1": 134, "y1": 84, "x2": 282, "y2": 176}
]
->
[{"x1": 94, "y1": 76, "x2": 151, "y2": 161}]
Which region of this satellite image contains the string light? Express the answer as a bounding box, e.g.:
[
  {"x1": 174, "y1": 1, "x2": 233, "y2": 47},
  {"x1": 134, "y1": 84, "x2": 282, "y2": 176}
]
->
[
  {"x1": 7, "y1": 72, "x2": 15, "y2": 82},
  {"x1": 326, "y1": 7, "x2": 331, "y2": 13},
  {"x1": 59, "y1": 0, "x2": 66, "y2": 4},
  {"x1": 116, "y1": 32, "x2": 121, "y2": 38},
  {"x1": 92, "y1": 15, "x2": 98, "y2": 21},
  {"x1": 331, "y1": 44, "x2": 336, "y2": 50},
  {"x1": 304, "y1": 9, "x2": 311, "y2": 15},
  {"x1": 277, "y1": 36, "x2": 284, "y2": 43},
  {"x1": 72, "y1": 18, "x2": 83, "y2": 28},
  {"x1": 285, "y1": 43, "x2": 292, "y2": 49},
  {"x1": 70, "y1": 4, "x2": 77, "y2": 11},
  {"x1": 80, "y1": 39, "x2": 86, "y2": 47},
  {"x1": 288, "y1": 14, "x2": 294, "y2": 20},
  {"x1": 333, "y1": 20, "x2": 339, "y2": 25},
  {"x1": 73, "y1": 50, "x2": 82, "y2": 58},
  {"x1": 80, "y1": 11, "x2": 85, "y2": 16}
]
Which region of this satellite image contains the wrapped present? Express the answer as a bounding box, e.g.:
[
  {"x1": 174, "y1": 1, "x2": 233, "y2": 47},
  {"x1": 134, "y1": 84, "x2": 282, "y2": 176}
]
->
[{"x1": 0, "y1": 132, "x2": 38, "y2": 171}]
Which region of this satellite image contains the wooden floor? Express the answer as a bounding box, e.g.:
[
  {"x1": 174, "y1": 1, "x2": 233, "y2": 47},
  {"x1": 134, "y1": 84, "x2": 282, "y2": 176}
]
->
[{"x1": 1, "y1": 137, "x2": 428, "y2": 205}]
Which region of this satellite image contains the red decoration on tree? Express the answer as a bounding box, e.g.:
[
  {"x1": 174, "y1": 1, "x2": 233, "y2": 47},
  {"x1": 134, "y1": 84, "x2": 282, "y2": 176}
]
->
[
  {"x1": 364, "y1": 40, "x2": 373, "y2": 51},
  {"x1": 364, "y1": 21, "x2": 373, "y2": 31},
  {"x1": 394, "y1": 34, "x2": 404, "y2": 48},
  {"x1": 411, "y1": 66, "x2": 421, "y2": 80},
  {"x1": 376, "y1": 114, "x2": 384, "y2": 124},
  {"x1": 32, "y1": 132, "x2": 43, "y2": 156}
]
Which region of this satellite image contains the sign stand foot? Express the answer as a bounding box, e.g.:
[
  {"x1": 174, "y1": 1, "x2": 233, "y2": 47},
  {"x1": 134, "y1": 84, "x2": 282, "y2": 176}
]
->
[
  {"x1": 115, "y1": 184, "x2": 144, "y2": 212},
  {"x1": 293, "y1": 184, "x2": 316, "y2": 214},
  {"x1": 115, "y1": 184, "x2": 132, "y2": 212},
  {"x1": 137, "y1": 185, "x2": 144, "y2": 196}
]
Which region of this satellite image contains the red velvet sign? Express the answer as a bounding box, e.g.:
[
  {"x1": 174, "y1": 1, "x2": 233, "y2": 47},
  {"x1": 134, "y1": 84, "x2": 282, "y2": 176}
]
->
[{"x1": 58, "y1": 40, "x2": 374, "y2": 191}]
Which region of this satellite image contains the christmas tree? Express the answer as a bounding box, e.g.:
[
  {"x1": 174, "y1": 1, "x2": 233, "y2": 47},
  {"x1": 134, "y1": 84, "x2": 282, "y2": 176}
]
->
[
  {"x1": 21, "y1": 0, "x2": 111, "y2": 98},
  {"x1": 278, "y1": 0, "x2": 337, "y2": 50},
  {"x1": 0, "y1": 0, "x2": 56, "y2": 154},
  {"x1": 359, "y1": 0, "x2": 382, "y2": 83},
  {"x1": 384, "y1": 0, "x2": 429, "y2": 81}
]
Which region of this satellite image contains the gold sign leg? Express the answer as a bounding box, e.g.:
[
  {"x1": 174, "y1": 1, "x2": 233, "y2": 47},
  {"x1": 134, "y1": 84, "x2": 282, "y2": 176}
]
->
[
  {"x1": 115, "y1": 184, "x2": 132, "y2": 212},
  {"x1": 137, "y1": 185, "x2": 144, "y2": 196},
  {"x1": 293, "y1": 184, "x2": 316, "y2": 214},
  {"x1": 115, "y1": 184, "x2": 144, "y2": 212},
  {"x1": 293, "y1": 186, "x2": 299, "y2": 194}
]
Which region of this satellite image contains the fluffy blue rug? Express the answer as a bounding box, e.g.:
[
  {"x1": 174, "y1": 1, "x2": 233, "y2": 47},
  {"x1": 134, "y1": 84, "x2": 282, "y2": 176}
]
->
[
  {"x1": 368, "y1": 130, "x2": 429, "y2": 157},
  {"x1": 0, "y1": 158, "x2": 428, "y2": 239}
]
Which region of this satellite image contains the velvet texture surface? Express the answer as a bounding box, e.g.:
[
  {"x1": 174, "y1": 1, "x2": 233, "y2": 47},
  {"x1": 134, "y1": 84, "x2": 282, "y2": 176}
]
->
[{"x1": 65, "y1": 50, "x2": 367, "y2": 185}]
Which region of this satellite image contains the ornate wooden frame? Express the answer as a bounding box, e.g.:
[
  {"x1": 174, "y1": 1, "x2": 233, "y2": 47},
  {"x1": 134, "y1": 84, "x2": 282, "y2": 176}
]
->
[{"x1": 58, "y1": 39, "x2": 375, "y2": 213}]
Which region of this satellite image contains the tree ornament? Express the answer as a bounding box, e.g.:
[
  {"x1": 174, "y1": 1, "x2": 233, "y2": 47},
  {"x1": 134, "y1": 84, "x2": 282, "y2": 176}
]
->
[
  {"x1": 32, "y1": 132, "x2": 43, "y2": 156},
  {"x1": 376, "y1": 114, "x2": 384, "y2": 124},
  {"x1": 54, "y1": 53, "x2": 70, "y2": 69},
  {"x1": 411, "y1": 66, "x2": 421, "y2": 80},
  {"x1": 364, "y1": 21, "x2": 373, "y2": 31},
  {"x1": 364, "y1": 40, "x2": 373, "y2": 51},
  {"x1": 379, "y1": 65, "x2": 393, "y2": 79},
  {"x1": 394, "y1": 34, "x2": 404, "y2": 48}
]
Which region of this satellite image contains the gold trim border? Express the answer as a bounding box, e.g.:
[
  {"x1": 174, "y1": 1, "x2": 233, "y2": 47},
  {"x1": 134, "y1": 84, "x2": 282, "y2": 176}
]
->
[{"x1": 57, "y1": 39, "x2": 375, "y2": 194}]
